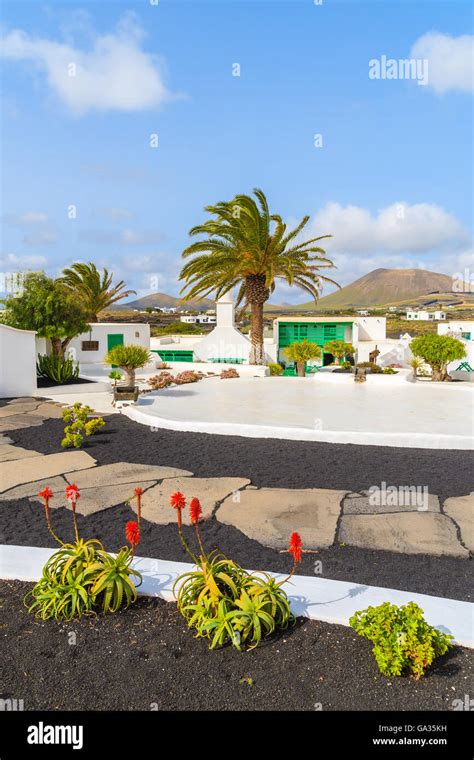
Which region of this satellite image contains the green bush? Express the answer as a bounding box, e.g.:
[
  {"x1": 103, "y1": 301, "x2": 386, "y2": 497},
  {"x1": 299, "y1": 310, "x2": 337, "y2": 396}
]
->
[
  {"x1": 410, "y1": 334, "x2": 466, "y2": 382},
  {"x1": 104, "y1": 343, "x2": 151, "y2": 386},
  {"x1": 341, "y1": 361, "x2": 352, "y2": 369},
  {"x1": 37, "y1": 354, "x2": 79, "y2": 384},
  {"x1": 61, "y1": 402, "x2": 105, "y2": 448},
  {"x1": 356, "y1": 361, "x2": 383, "y2": 374},
  {"x1": 349, "y1": 602, "x2": 453, "y2": 679},
  {"x1": 382, "y1": 367, "x2": 397, "y2": 374},
  {"x1": 268, "y1": 362, "x2": 284, "y2": 376},
  {"x1": 284, "y1": 340, "x2": 322, "y2": 377}
]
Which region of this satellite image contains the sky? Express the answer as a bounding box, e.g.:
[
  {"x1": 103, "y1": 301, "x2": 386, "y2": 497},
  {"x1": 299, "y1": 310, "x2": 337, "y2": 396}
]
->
[{"x1": 1, "y1": 0, "x2": 473, "y2": 304}]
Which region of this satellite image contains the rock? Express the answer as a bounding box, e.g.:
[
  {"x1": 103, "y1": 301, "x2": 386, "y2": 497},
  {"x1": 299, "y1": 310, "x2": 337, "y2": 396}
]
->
[
  {"x1": 30, "y1": 483, "x2": 156, "y2": 516},
  {"x1": 0, "y1": 445, "x2": 44, "y2": 463},
  {"x1": 0, "y1": 415, "x2": 46, "y2": 432},
  {"x1": 338, "y1": 513, "x2": 468, "y2": 557},
  {"x1": 1, "y1": 476, "x2": 66, "y2": 501},
  {"x1": 63, "y1": 462, "x2": 193, "y2": 489},
  {"x1": 343, "y1": 490, "x2": 440, "y2": 514},
  {"x1": 0, "y1": 451, "x2": 96, "y2": 493},
  {"x1": 27, "y1": 403, "x2": 65, "y2": 418},
  {"x1": 141, "y1": 477, "x2": 250, "y2": 524},
  {"x1": 216, "y1": 487, "x2": 344, "y2": 549},
  {"x1": 0, "y1": 402, "x2": 42, "y2": 417},
  {"x1": 444, "y1": 493, "x2": 474, "y2": 552}
]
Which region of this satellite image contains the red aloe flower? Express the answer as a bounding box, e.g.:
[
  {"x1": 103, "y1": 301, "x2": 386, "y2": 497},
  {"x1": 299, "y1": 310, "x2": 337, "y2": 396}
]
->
[
  {"x1": 189, "y1": 497, "x2": 202, "y2": 525},
  {"x1": 134, "y1": 486, "x2": 144, "y2": 498},
  {"x1": 39, "y1": 486, "x2": 53, "y2": 517},
  {"x1": 65, "y1": 484, "x2": 80, "y2": 510},
  {"x1": 126, "y1": 520, "x2": 140, "y2": 547},
  {"x1": 289, "y1": 532, "x2": 302, "y2": 564},
  {"x1": 170, "y1": 491, "x2": 186, "y2": 528}
]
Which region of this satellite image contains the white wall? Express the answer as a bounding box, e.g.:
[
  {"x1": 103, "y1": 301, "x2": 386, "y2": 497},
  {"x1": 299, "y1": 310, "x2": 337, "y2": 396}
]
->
[
  {"x1": 67, "y1": 323, "x2": 150, "y2": 364},
  {"x1": 355, "y1": 317, "x2": 386, "y2": 340},
  {"x1": 0, "y1": 324, "x2": 37, "y2": 398},
  {"x1": 438, "y1": 321, "x2": 474, "y2": 339}
]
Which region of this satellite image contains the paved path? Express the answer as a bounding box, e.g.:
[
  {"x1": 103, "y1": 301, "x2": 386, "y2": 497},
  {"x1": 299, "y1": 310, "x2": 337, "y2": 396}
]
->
[{"x1": 0, "y1": 398, "x2": 472, "y2": 558}]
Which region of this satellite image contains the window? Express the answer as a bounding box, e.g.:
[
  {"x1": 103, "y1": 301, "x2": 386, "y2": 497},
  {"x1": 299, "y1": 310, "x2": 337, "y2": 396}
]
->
[
  {"x1": 323, "y1": 325, "x2": 337, "y2": 339},
  {"x1": 299, "y1": 325, "x2": 308, "y2": 338},
  {"x1": 81, "y1": 341, "x2": 99, "y2": 351}
]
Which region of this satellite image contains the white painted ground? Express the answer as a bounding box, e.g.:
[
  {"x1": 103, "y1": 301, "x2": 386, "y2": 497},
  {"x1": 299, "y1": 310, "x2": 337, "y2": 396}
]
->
[
  {"x1": 125, "y1": 374, "x2": 473, "y2": 449},
  {"x1": 2, "y1": 544, "x2": 472, "y2": 647}
]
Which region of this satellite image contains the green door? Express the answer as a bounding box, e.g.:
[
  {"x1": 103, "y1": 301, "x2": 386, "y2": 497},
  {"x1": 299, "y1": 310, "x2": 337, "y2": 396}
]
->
[{"x1": 107, "y1": 333, "x2": 124, "y2": 367}]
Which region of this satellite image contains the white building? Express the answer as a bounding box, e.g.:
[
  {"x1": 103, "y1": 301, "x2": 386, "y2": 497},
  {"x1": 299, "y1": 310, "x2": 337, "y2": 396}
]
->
[
  {"x1": 438, "y1": 320, "x2": 474, "y2": 341},
  {"x1": 406, "y1": 310, "x2": 446, "y2": 321},
  {"x1": 437, "y1": 321, "x2": 474, "y2": 378},
  {"x1": 0, "y1": 324, "x2": 37, "y2": 397},
  {"x1": 36, "y1": 323, "x2": 151, "y2": 365},
  {"x1": 180, "y1": 315, "x2": 216, "y2": 325}
]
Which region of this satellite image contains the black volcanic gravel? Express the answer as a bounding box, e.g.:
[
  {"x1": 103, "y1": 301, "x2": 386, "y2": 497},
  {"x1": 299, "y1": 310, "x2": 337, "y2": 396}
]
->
[
  {"x1": 1, "y1": 580, "x2": 472, "y2": 712},
  {"x1": 8, "y1": 415, "x2": 474, "y2": 501},
  {"x1": 1, "y1": 500, "x2": 472, "y2": 602}
]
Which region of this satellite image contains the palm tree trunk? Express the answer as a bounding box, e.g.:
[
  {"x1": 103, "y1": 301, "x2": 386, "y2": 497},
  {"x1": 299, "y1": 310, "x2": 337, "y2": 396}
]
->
[
  {"x1": 297, "y1": 361, "x2": 306, "y2": 377},
  {"x1": 249, "y1": 303, "x2": 265, "y2": 365},
  {"x1": 123, "y1": 368, "x2": 135, "y2": 387}
]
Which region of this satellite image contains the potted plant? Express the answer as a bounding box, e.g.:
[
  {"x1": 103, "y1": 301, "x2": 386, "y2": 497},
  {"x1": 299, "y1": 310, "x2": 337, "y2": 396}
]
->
[{"x1": 104, "y1": 344, "x2": 151, "y2": 401}]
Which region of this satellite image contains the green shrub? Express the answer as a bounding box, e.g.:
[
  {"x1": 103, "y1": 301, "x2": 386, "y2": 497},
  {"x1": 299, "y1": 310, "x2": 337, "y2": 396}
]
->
[
  {"x1": 356, "y1": 361, "x2": 383, "y2": 374},
  {"x1": 25, "y1": 485, "x2": 143, "y2": 620},
  {"x1": 382, "y1": 367, "x2": 397, "y2": 374},
  {"x1": 108, "y1": 370, "x2": 123, "y2": 385},
  {"x1": 284, "y1": 340, "x2": 322, "y2": 377},
  {"x1": 268, "y1": 362, "x2": 284, "y2": 376},
  {"x1": 349, "y1": 602, "x2": 453, "y2": 679},
  {"x1": 37, "y1": 354, "x2": 79, "y2": 384},
  {"x1": 341, "y1": 361, "x2": 352, "y2": 369},
  {"x1": 410, "y1": 334, "x2": 466, "y2": 382},
  {"x1": 104, "y1": 344, "x2": 151, "y2": 386},
  {"x1": 61, "y1": 402, "x2": 105, "y2": 448},
  {"x1": 171, "y1": 493, "x2": 302, "y2": 650}
]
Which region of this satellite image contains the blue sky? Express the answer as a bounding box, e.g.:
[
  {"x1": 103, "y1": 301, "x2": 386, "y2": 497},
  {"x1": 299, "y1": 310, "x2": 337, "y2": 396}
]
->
[{"x1": 1, "y1": 0, "x2": 473, "y2": 303}]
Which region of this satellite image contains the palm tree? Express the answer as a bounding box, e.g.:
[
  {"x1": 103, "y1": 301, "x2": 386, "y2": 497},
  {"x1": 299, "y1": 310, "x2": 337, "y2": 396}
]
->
[
  {"x1": 60, "y1": 262, "x2": 136, "y2": 322},
  {"x1": 284, "y1": 340, "x2": 322, "y2": 377},
  {"x1": 179, "y1": 189, "x2": 338, "y2": 364}
]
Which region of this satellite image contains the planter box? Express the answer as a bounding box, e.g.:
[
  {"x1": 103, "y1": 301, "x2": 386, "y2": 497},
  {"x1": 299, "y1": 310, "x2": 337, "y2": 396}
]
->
[{"x1": 113, "y1": 386, "x2": 139, "y2": 402}]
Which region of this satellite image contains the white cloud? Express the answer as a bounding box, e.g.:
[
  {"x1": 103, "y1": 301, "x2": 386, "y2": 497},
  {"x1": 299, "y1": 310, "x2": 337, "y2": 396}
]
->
[
  {"x1": 306, "y1": 201, "x2": 469, "y2": 255},
  {"x1": 0, "y1": 252, "x2": 48, "y2": 269},
  {"x1": 5, "y1": 211, "x2": 49, "y2": 226},
  {"x1": 0, "y1": 13, "x2": 174, "y2": 115},
  {"x1": 410, "y1": 32, "x2": 474, "y2": 94}
]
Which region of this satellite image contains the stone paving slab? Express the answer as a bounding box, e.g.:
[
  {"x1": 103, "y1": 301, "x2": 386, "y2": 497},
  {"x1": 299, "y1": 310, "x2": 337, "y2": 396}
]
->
[
  {"x1": 343, "y1": 490, "x2": 440, "y2": 514},
  {"x1": 0, "y1": 402, "x2": 42, "y2": 418},
  {"x1": 0, "y1": 451, "x2": 96, "y2": 493},
  {"x1": 142, "y1": 477, "x2": 250, "y2": 525},
  {"x1": 444, "y1": 493, "x2": 474, "y2": 552},
  {"x1": 63, "y1": 462, "x2": 193, "y2": 489},
  {"x1": 1, "y1": 476, "x2": 67, "y2": 501},
  {"x1": 0, "y1": 445, "x2": 43, "y2": 463},
  {"x1": 338, "y1": 513, "x2": 468, "y2": 557},
  {"x1": 26, "y1": 403, "x2": 65, "y2": 418},
  {"x1": 217, "y1": 487, "x2": 344, "y2": 549},
  {"x1": 30, "y1": 482, "x2": 157, "y2": 516},
  {"x1": 0, "y1": 415, "x2": 46, "y2": 432}
]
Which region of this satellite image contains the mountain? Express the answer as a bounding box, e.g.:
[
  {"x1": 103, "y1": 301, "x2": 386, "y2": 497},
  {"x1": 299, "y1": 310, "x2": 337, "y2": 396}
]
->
[
  {"x1": 117, "y1": 292, "x2": 214, "y2": 311},
  {"x1": 286, "y1": 268, "x2": 458, "y2": 311}
]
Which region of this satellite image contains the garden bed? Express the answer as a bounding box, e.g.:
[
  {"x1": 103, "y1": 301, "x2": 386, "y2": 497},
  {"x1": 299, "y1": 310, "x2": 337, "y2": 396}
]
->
[
  {"x1": 0, "y1": 579, "x2": 471, "y2": 711},
  {"x1": 36, "y1": 376, "x2": 95, "y2": 389},
  {"x1": 8, "y1": 415, "x2": 474, "y2": 501},
  {"x1": 1, "y1": 500, "x2": 471, "y2": 602}
]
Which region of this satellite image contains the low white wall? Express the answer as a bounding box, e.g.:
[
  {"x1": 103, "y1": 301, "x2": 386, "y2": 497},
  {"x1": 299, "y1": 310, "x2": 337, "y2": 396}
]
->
[
  {"x1": 0, "y1": 324, "x2": 37, "y2": 398},
  {"x1": 356, "y1": 317, "x2": 386, "y2": 341},
  {"x1": 67, "y1": 323, "x2": 150, "y2": 364}
]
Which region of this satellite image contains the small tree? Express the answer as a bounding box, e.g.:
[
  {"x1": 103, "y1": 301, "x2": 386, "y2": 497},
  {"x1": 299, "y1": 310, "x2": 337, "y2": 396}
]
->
[
  {"x1": 410, "y1": 334, "x2": 465, "y2": 382},
  {"x1": 323, "y1": 339, "x2": 355, "y2": 365},
  {"x1": 1, "y1": 272, "x2": 89, "y2": 358},
  {"x1": 284, "y1": 340, "x2": 322, "y2": 377},
  {"x1": 105, "y1": 344, "x2": 151, "y2": 387},
  {"x1": 409, "y1": 356, "x2": 424, "y2": 379}
]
